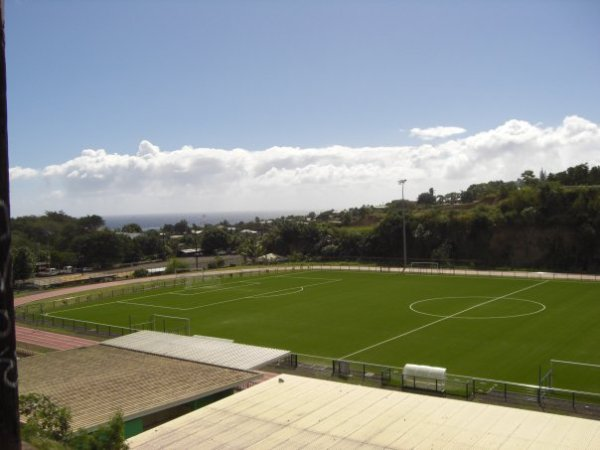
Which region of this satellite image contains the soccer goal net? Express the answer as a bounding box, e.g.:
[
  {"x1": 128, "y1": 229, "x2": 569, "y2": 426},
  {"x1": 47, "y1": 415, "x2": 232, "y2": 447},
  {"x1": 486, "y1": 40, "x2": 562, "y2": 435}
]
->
[
  {"x1": 549, "y1": 359, "x2": 600, "y2": 393},
  {"x1": 129, "y1": 314, "x2": 153, "y2": 331},
  {"x1": 151, "y1": 314, "x2": 191, "y2": 336}
]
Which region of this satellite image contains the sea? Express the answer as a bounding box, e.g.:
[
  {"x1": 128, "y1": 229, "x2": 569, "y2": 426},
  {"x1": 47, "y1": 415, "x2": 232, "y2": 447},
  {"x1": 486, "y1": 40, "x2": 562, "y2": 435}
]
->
[{"x1": 104, "y1": 210, "x2": 308, "y2": 230}]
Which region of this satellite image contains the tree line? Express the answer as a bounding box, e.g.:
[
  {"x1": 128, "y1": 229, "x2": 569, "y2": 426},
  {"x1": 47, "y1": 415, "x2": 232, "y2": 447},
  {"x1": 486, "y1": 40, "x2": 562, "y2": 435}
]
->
[{"x1": 11, "y1": 162, "x2": 600, "y2": 280}]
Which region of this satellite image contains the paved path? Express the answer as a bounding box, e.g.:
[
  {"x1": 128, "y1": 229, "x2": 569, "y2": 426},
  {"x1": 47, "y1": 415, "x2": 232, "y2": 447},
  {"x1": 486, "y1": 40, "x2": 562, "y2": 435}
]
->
[{"x1": 16, "y1": 326, "x2": 98, "y2": 351}]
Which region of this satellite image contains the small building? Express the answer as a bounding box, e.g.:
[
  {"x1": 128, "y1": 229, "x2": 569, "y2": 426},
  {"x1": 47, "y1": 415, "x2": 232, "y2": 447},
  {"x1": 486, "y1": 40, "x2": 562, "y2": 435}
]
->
[
  {"x1": 177, "y1": 248, "x2": 202, "y2": 257},
  {"x1": 257, "y1": 253, "x2": 286, "y2": 263},
  {"x1": 18, "y1": 343, "x2": 259, "y2": 438},
  {"x1": 104, "y1": 331, "x2": 290, "y2": 371}
]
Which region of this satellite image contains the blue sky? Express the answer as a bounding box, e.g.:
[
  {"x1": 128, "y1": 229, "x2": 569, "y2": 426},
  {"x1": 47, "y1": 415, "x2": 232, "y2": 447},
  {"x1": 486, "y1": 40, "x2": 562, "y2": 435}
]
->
[{"x1": 6, "y1": 0, "x2": 600, "y2": 217}]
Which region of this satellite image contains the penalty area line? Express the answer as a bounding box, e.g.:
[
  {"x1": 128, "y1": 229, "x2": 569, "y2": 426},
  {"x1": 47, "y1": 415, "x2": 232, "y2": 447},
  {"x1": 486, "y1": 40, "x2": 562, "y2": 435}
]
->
[{"x1": 339, "y1": 279, "x2": 549, "y2": 360}]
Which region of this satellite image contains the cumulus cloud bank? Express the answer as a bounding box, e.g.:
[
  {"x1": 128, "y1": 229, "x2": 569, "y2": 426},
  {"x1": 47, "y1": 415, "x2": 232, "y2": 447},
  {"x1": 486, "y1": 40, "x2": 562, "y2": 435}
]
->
[
  {"x1": 9, "y1": 116, "x2": 600, "y2": 216},
  {"x1": 410, "y1": 126, "x2": 467, "y2": 140},
  {"x1": 9, "y1": 166, "x2": 39, "y2": 180}
]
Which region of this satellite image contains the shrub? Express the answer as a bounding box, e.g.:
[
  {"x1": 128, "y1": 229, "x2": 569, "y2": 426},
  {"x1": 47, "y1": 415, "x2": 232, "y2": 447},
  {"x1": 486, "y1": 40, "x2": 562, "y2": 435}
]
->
[
  {"x1": 164, "y1": 258, "x2": 189, "y2": 274},
  {"x1": 20, "y1": 393, "x2": 71, "y2": 443},
  {"x1": 132, "y1": 268, "x2": 149, "y2": 278}
]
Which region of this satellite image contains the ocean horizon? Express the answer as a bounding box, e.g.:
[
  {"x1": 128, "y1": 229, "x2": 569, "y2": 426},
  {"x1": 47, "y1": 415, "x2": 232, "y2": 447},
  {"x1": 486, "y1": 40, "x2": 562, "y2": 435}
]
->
[{"x1": 104, "y1": 210, "x2": 309, "y2": 230}]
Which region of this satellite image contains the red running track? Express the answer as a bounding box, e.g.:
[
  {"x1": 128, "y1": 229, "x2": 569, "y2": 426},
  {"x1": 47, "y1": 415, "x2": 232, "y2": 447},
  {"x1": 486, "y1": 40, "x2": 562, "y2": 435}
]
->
[{"x1": 16, "y1": 326, "x2": 98, "y2": 351}]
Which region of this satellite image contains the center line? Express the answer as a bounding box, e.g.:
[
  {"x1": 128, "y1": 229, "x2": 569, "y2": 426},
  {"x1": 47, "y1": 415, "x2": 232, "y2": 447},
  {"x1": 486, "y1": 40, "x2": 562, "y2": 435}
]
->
[{"x1": 340, "y1": 280, "x2": 549, "y2": 360}]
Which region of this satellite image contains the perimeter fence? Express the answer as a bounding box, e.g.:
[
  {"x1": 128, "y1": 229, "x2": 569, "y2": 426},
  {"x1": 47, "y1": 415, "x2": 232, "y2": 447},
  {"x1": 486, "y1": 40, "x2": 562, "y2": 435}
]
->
[{"x1": 267, "y1": 353, "x2": 600, "y2": 419}]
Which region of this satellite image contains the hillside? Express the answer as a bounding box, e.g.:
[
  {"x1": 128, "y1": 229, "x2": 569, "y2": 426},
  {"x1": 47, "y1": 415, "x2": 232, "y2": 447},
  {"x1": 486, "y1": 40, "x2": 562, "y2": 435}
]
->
[{"x1": 10, "y1": 163, "x2": 600, "y2": 278}]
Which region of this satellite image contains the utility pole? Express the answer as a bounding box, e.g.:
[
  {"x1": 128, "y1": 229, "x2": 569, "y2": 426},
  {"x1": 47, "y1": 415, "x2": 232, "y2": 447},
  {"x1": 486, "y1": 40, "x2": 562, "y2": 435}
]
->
[
  {"x1": 0, "y1": 2, "x2": 22, "y2": 448},
  {"x1": 193, "y1": 225, "x2": 199, "y2": 270},
  {"x1": 398, "y1": 179, "x2": 408, "y2": 270}
]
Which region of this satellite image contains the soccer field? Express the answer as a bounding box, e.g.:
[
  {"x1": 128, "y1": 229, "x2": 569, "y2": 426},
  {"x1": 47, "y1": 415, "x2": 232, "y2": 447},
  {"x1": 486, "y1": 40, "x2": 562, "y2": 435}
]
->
[{"x1": 42, "y1": 269, "x2": 600, "y2": 391}]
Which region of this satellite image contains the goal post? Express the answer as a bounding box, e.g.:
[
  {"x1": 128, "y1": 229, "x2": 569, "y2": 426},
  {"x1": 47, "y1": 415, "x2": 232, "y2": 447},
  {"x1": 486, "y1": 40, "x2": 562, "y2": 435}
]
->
[
  {"x1": 128, "y1": 314, "x2": 152, "y2": 332},
  {"x1": 549, "y1": 359, "x2": 600, "y2": 393},
  {"x1": 151, "y1": 314, "x2": 191, "y2": 336},
  {"x1": 539, "y1": 364, "x2": 553, "y2": 389}
]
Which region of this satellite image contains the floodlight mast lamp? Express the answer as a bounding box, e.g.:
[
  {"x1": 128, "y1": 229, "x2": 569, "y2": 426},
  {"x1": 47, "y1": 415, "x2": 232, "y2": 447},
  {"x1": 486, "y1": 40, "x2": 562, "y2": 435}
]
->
[{"x1": 398, "y1": 179, "x2": 408, "y2": 270}]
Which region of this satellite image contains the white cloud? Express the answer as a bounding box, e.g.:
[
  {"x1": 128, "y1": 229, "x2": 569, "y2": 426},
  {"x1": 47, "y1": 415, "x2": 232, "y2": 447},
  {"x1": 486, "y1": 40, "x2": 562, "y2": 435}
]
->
[
  {"x1": 410, "y1": 126, "x2": 467, "y2": 140},
  {"x1": 9, "y1": 166, "x2": 38, "y2": 180},
  {"x1": 8, "y1": 116, "x2": 600, "y2": 216}
]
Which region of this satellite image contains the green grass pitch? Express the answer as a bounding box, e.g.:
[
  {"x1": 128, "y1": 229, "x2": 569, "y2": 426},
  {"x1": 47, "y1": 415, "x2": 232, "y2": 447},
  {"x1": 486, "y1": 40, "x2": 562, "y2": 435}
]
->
[{"x1": 45, "y1": 270, "x2": 600, "y2": 391}]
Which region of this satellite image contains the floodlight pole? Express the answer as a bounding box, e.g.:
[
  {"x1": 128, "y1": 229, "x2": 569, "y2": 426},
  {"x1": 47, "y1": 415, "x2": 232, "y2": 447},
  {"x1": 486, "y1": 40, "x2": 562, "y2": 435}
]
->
[
  {"x1": 193, "y1": 225, "x2": 199, "y2": 270},
  {"x1": 398, "y1": 179, "x2": 408, "y2": 270},
  {"x1": 0, "y1": 3, "x2": 21, "y2": 448}
]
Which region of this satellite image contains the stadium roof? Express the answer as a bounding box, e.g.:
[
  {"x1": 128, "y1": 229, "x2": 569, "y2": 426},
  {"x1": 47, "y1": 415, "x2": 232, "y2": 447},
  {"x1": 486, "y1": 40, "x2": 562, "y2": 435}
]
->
[
  {"x1": 103, "y1": 330, "x2": 289, "y2": 370},
  {"x1": 128, "y1": 374, "x2": 600, "y2": 449},
  {"x1": 18, "y1": 345, "x2": 258, "y2": 430}
]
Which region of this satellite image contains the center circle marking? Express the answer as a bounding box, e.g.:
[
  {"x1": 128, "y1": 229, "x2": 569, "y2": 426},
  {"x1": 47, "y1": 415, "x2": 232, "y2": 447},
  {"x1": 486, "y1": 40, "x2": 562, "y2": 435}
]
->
[{"x1": 409, "y1": 296, "x2": 546, "y2": 320}]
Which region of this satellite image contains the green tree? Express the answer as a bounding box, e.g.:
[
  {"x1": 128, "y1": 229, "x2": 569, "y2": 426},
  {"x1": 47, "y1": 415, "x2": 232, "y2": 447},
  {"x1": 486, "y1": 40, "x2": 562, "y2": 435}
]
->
[
  {"x1": 13, "y1": 246, "x2": 36, "y2": 281},
  {"x1": 417, "y1": 188, "x2": 436, "y2": 205},
  {"x1": 20, "y1": 393, "x2": 128, "y2": 449},
  {"x1": 172, "y1": 219, "x2": 190, "y2": 234},
  {"x1": 134, "y1": 230, "x2": 164, "y2": 259},
  {"x1": 519, "y1": 170, "x2": 538, "y2": 187},
  {"x1": 201, "y1": 227, "x2": 229, "y2": 255},
  {"x1": 77, "y1": 214, "x2": 105, "y2": 232},
  {"x1": 121, "y1": 223, "x2": 142, "y2": 233},
  {"x1": 20, "y1": 393, "x2": 72, "y2": 443},
  {"x1": 238, "y1": 236, "x2": 264, "y2": 263},
  {"x1": 69, "y1": 412, "x2": 128, "y2": 450},
  {"x1": 72, "y1": 231, "x2": 124, "y2": 268}
]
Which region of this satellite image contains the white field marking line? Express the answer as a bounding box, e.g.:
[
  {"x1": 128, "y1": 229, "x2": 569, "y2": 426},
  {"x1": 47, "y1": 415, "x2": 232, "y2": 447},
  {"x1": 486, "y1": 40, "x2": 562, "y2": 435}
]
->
[
  {"x1": 400, "y1": 270, "x2": 600, "y2": 286},
  {"x1": 113, "y1": 277, "x2": 342, "y2": 312},
  {"x1": 551, "y1": 359, "x2": 600, "y2": 369},
  {"x1": 49, "y1": 272, "x2": 338, "y2": 313},
  {"x1": 282, "y1": 275, "x2": 343, "y2": 282},
  {"x1": 249, "y1": 287, "x2": 304, "y2": 298},
  {"x1": 340, "y1": 279, "x2": 549, "y2": 360},
  {"x1": 52, "y1": 289, "x2": 174, "y2": 314},
  {"x1": 50, "y1": 281, "x2": 200, "y2": 313},
  {"x1": 409, "y1": 296, "x2": 546, "y2": 320},
  {"x1": 179, "y1": 269, "x2": 317, "y2": 286},
  {"x1": 35, "y1": 271, "x2": 319, "y2": 314},
  {"x1": 42, "y1": 312, "x2": 129, "y2": 330},
  {"x1": 188, "y1": 278, "x2": 341, "y2": 310},
  {"x1": 183, "y1": 282, "x2": 245, "y2": 292},
  {"x1": 182, "y1": 278, "x2": 263, "y2": 290},
  {"x1": 174, "y1": 281, "x2": 260, "y2": 296},
  {"x1": 45, "y1": 298, "x2": 124, "y2": 314},
  {"x1": 116, "y1": 301, "x2": 189, "y2": 311},
  {"x1": 184, "y1": 277, "x2": 342, "y2": 311},
  {"x1": 152, "y1": 313, "x2": 190, "y2": 321}
]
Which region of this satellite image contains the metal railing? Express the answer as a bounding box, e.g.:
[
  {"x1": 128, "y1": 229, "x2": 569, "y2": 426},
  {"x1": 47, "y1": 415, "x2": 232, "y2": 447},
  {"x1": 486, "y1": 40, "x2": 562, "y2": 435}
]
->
[{"x1": 267, "y1": 353, "x2": 600, "y2": 419}]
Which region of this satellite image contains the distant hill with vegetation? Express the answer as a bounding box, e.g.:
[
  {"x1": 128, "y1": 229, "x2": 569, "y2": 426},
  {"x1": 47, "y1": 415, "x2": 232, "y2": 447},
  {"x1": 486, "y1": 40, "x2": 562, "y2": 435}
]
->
[{"x1": 11, "y1": 163, "x2": 600, "y2": 279}]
